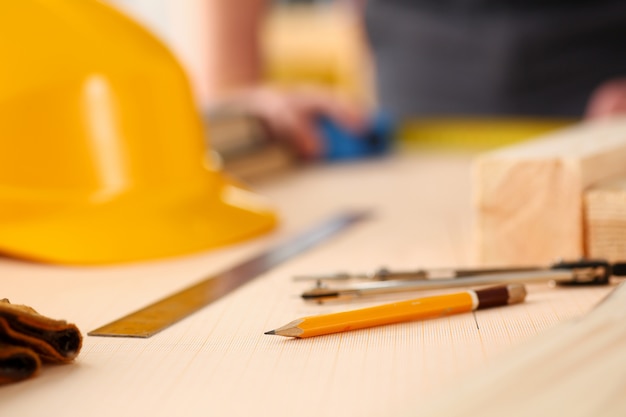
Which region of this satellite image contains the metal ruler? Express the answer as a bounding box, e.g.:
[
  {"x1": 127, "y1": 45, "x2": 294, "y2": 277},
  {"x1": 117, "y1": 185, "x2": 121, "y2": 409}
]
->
[{"x1": 88, "y1": 211, "x2": 369, "y2": 338}]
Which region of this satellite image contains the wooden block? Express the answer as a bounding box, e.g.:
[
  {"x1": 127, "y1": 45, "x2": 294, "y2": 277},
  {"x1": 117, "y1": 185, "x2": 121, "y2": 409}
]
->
[
  {"x1": 585, "y1": 177, "x2": 626, "y2": 262},
  {"x1": 473, "y1": 117, "x2": 626, "y2": 266}
]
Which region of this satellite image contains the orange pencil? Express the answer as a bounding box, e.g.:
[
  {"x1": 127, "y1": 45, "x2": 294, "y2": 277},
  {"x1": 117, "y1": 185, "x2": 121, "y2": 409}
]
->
[{"x1": 265, "y1": 284, "x2": 526, "y2": 338}]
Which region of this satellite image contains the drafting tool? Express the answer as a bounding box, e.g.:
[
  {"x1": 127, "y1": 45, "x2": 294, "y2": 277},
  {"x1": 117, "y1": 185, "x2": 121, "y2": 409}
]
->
[
  {"x1": 89, "y1": 211, "x2": 369, "y2": 338},
  {"x1": 294, "y1": 265, "x2": 541, "y2": 282},
  {"x1": 266, "y1": 284, "x2": 526, "y2": 338},
  {"x1": 301, "y1": 259, "x2": 626, "y2": 301}
]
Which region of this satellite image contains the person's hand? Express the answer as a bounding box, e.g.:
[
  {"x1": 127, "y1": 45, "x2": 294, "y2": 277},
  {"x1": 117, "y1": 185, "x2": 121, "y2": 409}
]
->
[
  {"x1": 220, "y1": 85, "x2": 368, "y2": 159},
  {"x1": 585, "y1": 78, "x2": 626, "y2": 119}
]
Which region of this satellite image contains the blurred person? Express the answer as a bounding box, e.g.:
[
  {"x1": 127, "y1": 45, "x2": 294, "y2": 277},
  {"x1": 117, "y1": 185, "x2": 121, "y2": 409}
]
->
[
  {"x1": 104, "y1": 0, "x2": 368, "y2": 160},
  {"x1": 204, "y1": 0, "x2": 626, "y2": 155},
  {"x1": 201, "y1": 0, "x2": 369, "y2": 160},
  {"x1": 110, "y1": 0, "x2": 626, "y2": 158}
]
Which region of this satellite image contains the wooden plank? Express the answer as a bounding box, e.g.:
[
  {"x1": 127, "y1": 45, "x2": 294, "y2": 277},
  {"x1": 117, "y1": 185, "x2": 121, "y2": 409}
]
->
[
  {"x1": 473, "y1": 117, "x2": 626, "y2": 266},
  {"x1": 585, "y1": 176, "x2": 626, "y2": 261}
]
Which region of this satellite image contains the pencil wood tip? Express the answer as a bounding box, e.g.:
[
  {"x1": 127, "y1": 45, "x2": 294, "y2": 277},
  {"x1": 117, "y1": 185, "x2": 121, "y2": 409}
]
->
[{"x1": 264, "y1": 330, "x2": 276, "y2": 335}]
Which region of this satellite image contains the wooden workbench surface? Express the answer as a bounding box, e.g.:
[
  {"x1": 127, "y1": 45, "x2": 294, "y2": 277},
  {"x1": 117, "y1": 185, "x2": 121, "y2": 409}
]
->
[{"x1": 0, "y1": 151, "x2": 614, "y2": 417}]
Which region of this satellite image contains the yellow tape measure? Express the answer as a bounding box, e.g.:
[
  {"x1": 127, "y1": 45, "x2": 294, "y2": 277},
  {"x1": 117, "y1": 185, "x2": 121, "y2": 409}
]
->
[{"x1": 89, "y1": 211, "x2": 369, "y2": 338}]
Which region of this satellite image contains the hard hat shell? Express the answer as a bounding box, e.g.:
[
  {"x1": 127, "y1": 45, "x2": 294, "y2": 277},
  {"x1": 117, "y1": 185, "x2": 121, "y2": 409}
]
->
[{"x1": 0, "y1": 1, "x2": 277, "y2": 264}]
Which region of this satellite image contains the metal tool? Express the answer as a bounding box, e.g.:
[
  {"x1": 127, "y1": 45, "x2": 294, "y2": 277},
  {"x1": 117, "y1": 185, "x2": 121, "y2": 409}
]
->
[
  {"x1": 294, "y1": 265, "x2": 542, "y2": 282},
  {"x1": 300, "y1": 259, "x2": 626, "y2": 301},
  {"x1": 317, "y1": 111, "x2": 394, "y2": 161},
  {"x1": 89, "y1": 210, "x2": 370, "y2": 338}
]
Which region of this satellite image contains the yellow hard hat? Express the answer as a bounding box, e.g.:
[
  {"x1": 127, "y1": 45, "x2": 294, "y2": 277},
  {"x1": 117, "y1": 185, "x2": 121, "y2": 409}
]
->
[{"x1": 0, "y1": 1, "x2": 277, "y2": 265}]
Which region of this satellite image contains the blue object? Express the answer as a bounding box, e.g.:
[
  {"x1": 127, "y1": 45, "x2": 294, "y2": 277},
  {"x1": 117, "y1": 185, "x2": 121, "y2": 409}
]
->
[{"x1": 317, "y1": 111, "x2": 394, "y2": 161}]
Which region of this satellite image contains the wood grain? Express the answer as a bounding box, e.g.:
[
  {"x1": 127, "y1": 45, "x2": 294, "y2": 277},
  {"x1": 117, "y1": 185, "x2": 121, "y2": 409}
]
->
[
  {"x1": 417, "y1": 282, "x2": 626, "y2": 417},
  {"x1": 473, "y1": 117, "x2": 626, "y2": 266},
  {"x1": 585, "y1": 176, "x2": 626, "y2": 261}
]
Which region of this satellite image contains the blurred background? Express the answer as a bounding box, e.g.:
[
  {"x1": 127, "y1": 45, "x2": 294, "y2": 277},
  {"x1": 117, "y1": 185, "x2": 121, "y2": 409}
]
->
[
  {"x1": 104, "y1": 0, "x2": 374, "y2": 113},
  {"x1": 101, "y1": 0, "x2": 590, "y2": 155}
]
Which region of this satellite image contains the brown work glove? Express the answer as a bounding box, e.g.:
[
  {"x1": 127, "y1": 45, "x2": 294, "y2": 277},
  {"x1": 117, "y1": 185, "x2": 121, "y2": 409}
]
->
[
  {"x1": 0, "y1": 299, "x2": 82, "y2": 384},
  {"x1": 0, "y1": 342, "x2": 41, "y2": 385}
]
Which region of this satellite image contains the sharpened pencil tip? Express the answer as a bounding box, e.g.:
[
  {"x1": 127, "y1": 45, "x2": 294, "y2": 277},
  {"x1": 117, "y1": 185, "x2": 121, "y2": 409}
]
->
[{"x1": 264, "y1": 330, "x2": 276, "y2": 335}]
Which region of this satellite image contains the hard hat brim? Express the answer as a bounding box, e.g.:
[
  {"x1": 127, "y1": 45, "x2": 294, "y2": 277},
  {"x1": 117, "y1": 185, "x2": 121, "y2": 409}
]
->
[{"x1": 0, "y1": 171, "x2": 277, "y2": 265}]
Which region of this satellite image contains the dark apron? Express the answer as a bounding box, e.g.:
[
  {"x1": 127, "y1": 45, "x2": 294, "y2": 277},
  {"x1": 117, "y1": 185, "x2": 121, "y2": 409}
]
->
[{"x1": 365, "y1": 0, "x2": 626, "y2": 119}]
